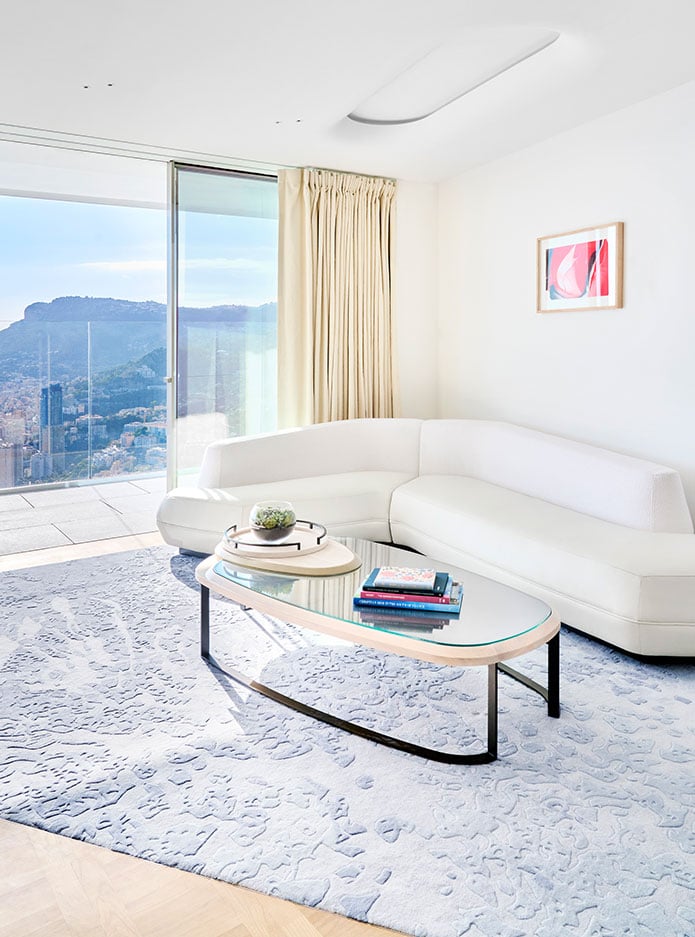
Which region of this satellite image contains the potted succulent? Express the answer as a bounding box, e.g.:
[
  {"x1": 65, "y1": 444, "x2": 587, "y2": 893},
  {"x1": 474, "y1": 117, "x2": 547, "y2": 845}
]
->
[{"x1": 249, "y1": 500, "x2": 297, "y2": 541}]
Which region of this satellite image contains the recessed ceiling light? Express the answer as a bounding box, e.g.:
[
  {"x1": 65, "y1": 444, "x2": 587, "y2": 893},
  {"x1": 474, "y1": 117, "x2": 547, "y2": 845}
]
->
[{"x1": 348, "y1": 27, "x2": 559, "y2": 125}]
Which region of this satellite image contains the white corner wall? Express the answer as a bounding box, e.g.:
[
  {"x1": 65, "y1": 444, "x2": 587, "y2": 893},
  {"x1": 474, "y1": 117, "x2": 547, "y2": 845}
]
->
[
  {"x1": 438, "y1": 79, "x2": 695, "y2": 510},
  {"x1": 394, "y1": 180, "x2": 438, "y2": 418}
]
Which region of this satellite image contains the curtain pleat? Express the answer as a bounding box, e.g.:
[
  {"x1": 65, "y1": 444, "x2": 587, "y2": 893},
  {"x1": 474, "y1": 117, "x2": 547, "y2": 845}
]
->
[{"x1": 278, "y1": 168, "x2": 398, "y2": 426}]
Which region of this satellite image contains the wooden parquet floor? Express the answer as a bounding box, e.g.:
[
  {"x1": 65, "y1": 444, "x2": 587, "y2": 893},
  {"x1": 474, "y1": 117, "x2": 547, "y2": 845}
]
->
[{"x1": 0, "y1": 820, "x2": 400, "y2": 937}]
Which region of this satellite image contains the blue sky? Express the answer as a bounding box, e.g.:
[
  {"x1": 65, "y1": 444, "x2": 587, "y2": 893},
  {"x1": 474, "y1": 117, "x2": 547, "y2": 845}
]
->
[{"x1": 0, "y1": 195, "x2": 278, "y2": 328}]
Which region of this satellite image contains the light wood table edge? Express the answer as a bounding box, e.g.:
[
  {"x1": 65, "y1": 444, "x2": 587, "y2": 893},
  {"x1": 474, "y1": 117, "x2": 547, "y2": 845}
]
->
[{"x1": 195, "y1": 556, "x2": 561, "y2": 667}]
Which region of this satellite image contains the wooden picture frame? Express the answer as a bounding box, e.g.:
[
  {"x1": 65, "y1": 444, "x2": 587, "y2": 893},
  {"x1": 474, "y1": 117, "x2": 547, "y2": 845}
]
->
[{"x1": 537, "y1": 221, "x2": 623, "y2": 313}]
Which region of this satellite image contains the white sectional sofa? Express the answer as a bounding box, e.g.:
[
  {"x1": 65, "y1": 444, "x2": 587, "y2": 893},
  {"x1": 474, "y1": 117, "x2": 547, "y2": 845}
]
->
[{"x1": 156, "y1": 419, "x2": 695, "y2": 657}]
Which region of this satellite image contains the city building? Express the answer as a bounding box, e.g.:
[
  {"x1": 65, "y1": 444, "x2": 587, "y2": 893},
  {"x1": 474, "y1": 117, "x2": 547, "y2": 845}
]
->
[
  {"x1": 0, "y1": 440, "x2": 22, "y2": 487},
  {"x1": 38, "y1": 382, "x2": 65, "y2": 475},
  {"x1": 29, "y1": 450, "x2": 52, "y2": 481}
]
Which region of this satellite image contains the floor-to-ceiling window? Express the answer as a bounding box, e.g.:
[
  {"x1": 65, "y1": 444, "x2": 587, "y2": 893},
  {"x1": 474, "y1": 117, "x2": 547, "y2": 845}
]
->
[
  {"x1": 0, "y1": 145, "x2": 278, "y2": 494},
  {"x1": 170, "y1": 165, "x2": 278, "y2": 487},
  {"x1": 0, "y1": 143, "x2": 168, "y2": 490}
]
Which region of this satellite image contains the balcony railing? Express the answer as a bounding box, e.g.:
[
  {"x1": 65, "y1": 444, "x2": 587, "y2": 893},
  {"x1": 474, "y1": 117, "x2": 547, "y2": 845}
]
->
[
  {"x1": 0, "y1": 305, "x2": 277, "y2": 492},
  {"x1": 0, "y1": 315, "x2": 167, "y2": 491}
]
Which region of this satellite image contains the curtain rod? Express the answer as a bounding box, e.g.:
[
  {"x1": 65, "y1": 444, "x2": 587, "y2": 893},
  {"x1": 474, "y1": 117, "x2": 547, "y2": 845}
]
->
[{"x1": 302, "y1": 165, "x2": 397, "y2": 183}]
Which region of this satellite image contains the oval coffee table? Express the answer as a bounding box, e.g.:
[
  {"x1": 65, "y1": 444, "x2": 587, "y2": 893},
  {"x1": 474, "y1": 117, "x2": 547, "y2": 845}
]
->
[{"x1": 195, "y1": 538, "x2": 560, "y2": 764}]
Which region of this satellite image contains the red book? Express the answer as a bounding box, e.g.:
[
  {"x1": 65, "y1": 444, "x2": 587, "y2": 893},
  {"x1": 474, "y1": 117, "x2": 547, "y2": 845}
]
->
[{"x1": 360, "y1": 576, "x2": 455, "y2": 605}]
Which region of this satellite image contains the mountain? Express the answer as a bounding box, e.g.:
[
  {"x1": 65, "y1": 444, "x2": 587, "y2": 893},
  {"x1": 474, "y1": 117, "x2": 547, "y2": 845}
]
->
[
  {"x1": 0, "y1": 296, "x2": 277, "y2": 383},
  {"x1": 89, "y1": 346, "x2": 168, "y2": 415}
]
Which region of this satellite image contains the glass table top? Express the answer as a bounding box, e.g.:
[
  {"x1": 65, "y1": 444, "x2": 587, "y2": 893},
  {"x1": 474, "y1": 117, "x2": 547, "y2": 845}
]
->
[{"x1": 212, "y1": 538, "x2": 552, "y2": 649}]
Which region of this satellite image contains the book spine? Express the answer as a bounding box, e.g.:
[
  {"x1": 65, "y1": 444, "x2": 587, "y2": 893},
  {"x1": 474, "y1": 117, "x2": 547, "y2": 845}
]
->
[
  {"x1": 353, "y1": 596, "x2": 460, "y2": 613},
  {"x1": 360, "y1": 589, "x2": 451, "y2": 604}
]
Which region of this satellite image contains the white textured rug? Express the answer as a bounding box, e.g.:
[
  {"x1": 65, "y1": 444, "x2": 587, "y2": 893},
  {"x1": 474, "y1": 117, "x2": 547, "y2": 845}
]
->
[{"x1": 1, "y1": 546, "x2": 694, "y2": 937}]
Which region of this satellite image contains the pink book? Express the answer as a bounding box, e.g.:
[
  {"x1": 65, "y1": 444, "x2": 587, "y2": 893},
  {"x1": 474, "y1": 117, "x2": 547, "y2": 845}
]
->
[{"x1": 372, "y1": 566, "x2": 437, "y2": 591}]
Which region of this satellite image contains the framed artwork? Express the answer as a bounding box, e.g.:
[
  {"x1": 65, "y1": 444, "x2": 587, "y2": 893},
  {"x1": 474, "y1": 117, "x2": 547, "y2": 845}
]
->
[{"x1": 537, "y1": 221, "x2": 623, "y2": 313}]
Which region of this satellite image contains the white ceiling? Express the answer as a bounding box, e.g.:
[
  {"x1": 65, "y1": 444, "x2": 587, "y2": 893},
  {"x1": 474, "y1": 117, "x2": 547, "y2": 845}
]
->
[{"x1": 2, "y1": 0, "x2": 695, "y2": 182}]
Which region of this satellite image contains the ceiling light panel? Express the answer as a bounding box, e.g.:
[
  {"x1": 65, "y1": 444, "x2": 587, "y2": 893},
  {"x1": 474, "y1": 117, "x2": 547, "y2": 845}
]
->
[{"x1": 348, "y1": 27, "x2": 560, "y2": 125}]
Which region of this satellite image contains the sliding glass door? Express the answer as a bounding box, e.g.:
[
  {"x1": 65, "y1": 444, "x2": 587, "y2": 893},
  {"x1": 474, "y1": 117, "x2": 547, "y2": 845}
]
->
[{"x1": 168, "y1": 165, "x2": 278, "y2": 488}]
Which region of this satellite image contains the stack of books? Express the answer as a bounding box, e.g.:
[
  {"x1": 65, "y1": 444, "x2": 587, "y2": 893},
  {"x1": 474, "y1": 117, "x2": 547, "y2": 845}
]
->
[{"x1": 353, "y1": 566, "x2": 462, "y2": 630}]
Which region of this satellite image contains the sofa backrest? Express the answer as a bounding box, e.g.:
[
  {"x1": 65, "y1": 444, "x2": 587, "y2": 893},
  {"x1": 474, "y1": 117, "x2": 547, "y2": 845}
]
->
[
  {"x1": 198, "y1": 418, "x2": 423, "y2": 488},
  {"x1": 419, "y1": 420, "x2": 694, "y2": 534}
]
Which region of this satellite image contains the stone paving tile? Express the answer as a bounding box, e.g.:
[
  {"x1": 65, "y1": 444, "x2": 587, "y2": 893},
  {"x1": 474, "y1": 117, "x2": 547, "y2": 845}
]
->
[
  {"x1": 0, "y1": 494, "x2": 32, "y2": 514},
  {"x1": 94, "y1": 482, "x2": 146, "y2": 500},
  {"x1": 53, "y1": 511, "x2": 159, "y2": 544},
  {"x1": 116, "y1": 511, "x2": 161, "y2": 535},
  {"x1": 35, "y1": 501, "x2": 118, "y2": 525},
  {"x1": 21, "y1": 487, "x2": 102, "y2": 508},
  {"x1": 0, "y1": 524, "x2": 72, "y2": 556},
  {"x1": 0, "y1": 510, "x2": 51, "y2": 532},
  {"x1": 106, "y1": 493, "x2": 164, "y2": 516},
  {"x1": 0, "y1": 500, "x2": 116, "y2": 532},
  {"x1": 127, "y1": 476, "x2": 167, "y2": 495}
]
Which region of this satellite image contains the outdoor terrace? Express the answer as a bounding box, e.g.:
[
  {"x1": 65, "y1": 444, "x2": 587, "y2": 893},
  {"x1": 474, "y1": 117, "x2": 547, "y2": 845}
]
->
[{"x1": 0, "y1": 476, "x2": 165, "y2": 558}]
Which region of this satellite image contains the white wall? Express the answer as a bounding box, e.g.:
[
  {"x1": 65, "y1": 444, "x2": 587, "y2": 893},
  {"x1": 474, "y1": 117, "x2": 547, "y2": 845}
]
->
[
  {"x1": 394, "y1": 180, "x2": 439, "y2": 418},
  {"x1": 437, "y1": 79, "x2": 695, "y2": 509}
]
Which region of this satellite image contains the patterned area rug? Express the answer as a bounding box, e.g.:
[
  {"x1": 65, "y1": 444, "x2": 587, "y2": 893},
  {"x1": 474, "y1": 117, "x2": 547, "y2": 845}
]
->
[{"x1": 1, "y1": 546, "x2": 694, "y2": 937}]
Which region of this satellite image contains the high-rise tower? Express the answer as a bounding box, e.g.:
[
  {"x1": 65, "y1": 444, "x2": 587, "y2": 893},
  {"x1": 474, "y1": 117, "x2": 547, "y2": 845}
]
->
[{"x1": 39, "y1": 382, "x2": 65, "y2": 474}]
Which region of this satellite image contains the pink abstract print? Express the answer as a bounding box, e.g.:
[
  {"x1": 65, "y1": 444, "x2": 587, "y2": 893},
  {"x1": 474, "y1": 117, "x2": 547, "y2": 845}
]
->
[{"x1": 546, "y1": 238, "x2": 609, "y2": 300}]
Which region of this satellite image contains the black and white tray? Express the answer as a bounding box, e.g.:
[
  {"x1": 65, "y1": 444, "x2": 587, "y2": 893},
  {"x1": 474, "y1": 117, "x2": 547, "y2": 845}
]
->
[
  {"x1": 214, "y1": 520, "x2": 361, "y2": 576},
  {"x1": 220, "y1": 520, "x2": 327, "y2": 558}
]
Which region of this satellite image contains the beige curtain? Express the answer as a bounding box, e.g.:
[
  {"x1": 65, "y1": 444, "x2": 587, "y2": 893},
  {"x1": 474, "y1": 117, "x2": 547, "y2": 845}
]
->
[{"x1": 278, "y1": 168, "x2": 398, "y2": 427}]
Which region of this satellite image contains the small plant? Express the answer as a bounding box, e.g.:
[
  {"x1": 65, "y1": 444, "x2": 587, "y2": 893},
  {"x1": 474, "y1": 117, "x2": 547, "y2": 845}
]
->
[{"x1": 250, "y1": 501, "x2": 296, "y2": 538}]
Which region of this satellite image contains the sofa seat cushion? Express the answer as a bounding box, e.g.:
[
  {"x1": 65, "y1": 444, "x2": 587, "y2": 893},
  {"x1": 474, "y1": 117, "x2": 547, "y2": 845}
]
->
[
  {"x1": 390, "y1": 475, "x2": 695, "y2": 624},
  {"x1": 157, "y1": 471, "x2": 411, "y2": 553}
]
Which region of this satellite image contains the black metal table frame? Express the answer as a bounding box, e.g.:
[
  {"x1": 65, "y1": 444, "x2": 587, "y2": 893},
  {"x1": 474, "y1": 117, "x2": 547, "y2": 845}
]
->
[{"x1": 200, "y1": 584, "x2": 560, "y2": 765}]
